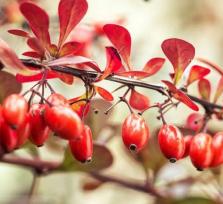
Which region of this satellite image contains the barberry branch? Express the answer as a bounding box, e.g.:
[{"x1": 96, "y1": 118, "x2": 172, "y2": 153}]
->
[
  {"x1": 21, "y1": 59, "x2": 223, "y2": 111},
  {"x1": 0, "y1": 155, "x2": 164, "y2": 197}
]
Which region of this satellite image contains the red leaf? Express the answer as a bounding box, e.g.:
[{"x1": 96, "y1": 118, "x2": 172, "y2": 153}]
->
[
  {"x1": 162, "y1": 80, "x2": 199, "y2": 111},
  {"x1": 0, "y1": 38, "x2": 28, "y2": 72},
  {"x1": 197, "y1": 58, "x2": 223, "y2": 75},
  {"x1": 83, "y1": 62, "x2": 102, "y2": 73},
  {"x1": 57, "y1": 73, "x2": 74, "y2": 84},
  {"x1": 58, "y1": 0, "x2": 88, "y2": 47},
  {"x1": 187, "y1": 65, "x2": 210, "y2": 86},
  {"x1": 140, "y1": 57, "x2": 165, "y2": 79},
  {"x1": 98, "y1": 47, "x2": 122, "y2": 81},
  {"x1": 129, "y1": 89, "x2": 150, "y2": 110},
  {"x1": 103, "y1": 24, "x2": 131, "y2": 69},
  {"x1": 16, "y1": 71, "x2": 58, "y2": 83},
  {"x1": 8, "y1": 29, "x2": 30, "y2": 38},
  {"x1": 95, "y1": 86, "x2": 114, "y2": 101},
  {"x1": 117, "y1": 71, "x2": 151, "y2": 78},
  {"x1": 47, "y1": 56, "x2": 96, "y2": 67},
  {"x1": 59, "y1": 41, "x2": 83, "y2": 57},
  {"x1": 198, "y1": 78, "x2": 211, "y2": 101},
  {"x1": 27, "y1": 37, "x2": 45, "y2": 57},
  {"x1": 20, "y1": 2, "x2": 51, "y2": 48},
  {"x1": 214, "y1": 76, "x2": 223, "y2": 103},
  {"x1": 161, "y1": 38, "x2": 195, "y2": 84},
  {"x1": 22, "y1": 51, "x2": 41, "y2": 59}
]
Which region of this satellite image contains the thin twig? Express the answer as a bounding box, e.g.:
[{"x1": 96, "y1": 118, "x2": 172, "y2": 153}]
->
[{"x1": 20, "y1": 59, "x2": 223, "y2": 111}]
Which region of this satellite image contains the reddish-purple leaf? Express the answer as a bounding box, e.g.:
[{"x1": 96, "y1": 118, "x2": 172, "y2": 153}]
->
[
  {"x1": 162, "y1": 80, "x2": 199, "y2": 111},
  {"x1": 98, "y1": 47, "x2": 122, "y2": 81},
  {"x1": 161, "y1": 38, "x2": 195, "y2": 84},
  {"x1": 8, "y1": 29, "x2": 30, "y2": 38},
  {"x1": 197, "y1": 58, "x2": 223, "y2": 75},
  {"x1": 187, "y1": 65, "x2": 210, "y2": 86},
  {"x1": 139, "y1": 57, "x2": 165, "y2": 79},
  {"x1": 16, "y1": 71, "x2": 58, "y2": 83},
  {"x1": 58, "y1": 0, "x2": 88, "y2": 47},
  {"x1": 27, "y1": 37, "x2": 45, "y2": 57},
  {"x1": 22, "y1": 51, "x2": 41, "y2": 59},
  {"x1": 214, "y1": 76, "x2": 223, "y2": 103},
  {"x1": 0, "y1": 38, "x2": 28, "y2": 72},
  {"x1": 20, "y1": 2, "x2": 51, "y2": 48},
  {"x1": 94, "y1": 86, "x2": 114, "y2": 101},
  {"x1": 59, "y1": 41, "x2": 83, "y2": 57},
  {"x1": 129, "y1": 89, "x2": 150, "y2": 110},
  {"x1": 103, "y1": 24, "x2": 131, "y2": 69}
]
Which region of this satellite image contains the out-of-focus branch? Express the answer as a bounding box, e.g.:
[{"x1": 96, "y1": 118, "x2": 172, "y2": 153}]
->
[{"x1": 0, "y1": 155, "x2": 164, "y2": 197}]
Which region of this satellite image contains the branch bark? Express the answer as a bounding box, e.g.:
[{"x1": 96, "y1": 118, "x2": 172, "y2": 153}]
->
[{"x1": 21, "y1": 59, "x2": 223, "y2": 111}]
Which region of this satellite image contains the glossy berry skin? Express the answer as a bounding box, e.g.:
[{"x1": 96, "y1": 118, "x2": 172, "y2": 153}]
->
[
  {"x1": 210, "y1": 132, "x2": 223, "y2": 167},
  {"x1": 2, "y1": 94, "x2": 28, "y2": 127},
  {"x1": 0, "y1": 105, "x2": 4, "y2": 126},
  {"x1": 69, "y1": 125, "x2": 93, "y2": 163},
  {"x1": 44, "y1": 105, "x2": 83, "y2": 140},
  {"x1": 122, "y1": 113, "x2": 149, "y2": 152},
  {"x1": 0, "y1": 120, "x2": 18, "y2": 152},
  {"x1": 189, "y1": 133, "x2": 213, "y2": 171},
  {"x1": 16, "y1": 114, "x2": 31, "y2": 148},
  {"x1": 182, "y1": 135, "x2": 193, "y2": 158},
  {"x1": 186, "y1": 113, "x2": 204, "y2": 132},
  {"x1": 158, "y1": 124, "x2": 185, "y2": 162},
  {"x1": 29, "y1": 104, "x2": 50, "y2": 147},
  {"x1": 47, "y1": 93, "x2": 68, "y2": 107}
]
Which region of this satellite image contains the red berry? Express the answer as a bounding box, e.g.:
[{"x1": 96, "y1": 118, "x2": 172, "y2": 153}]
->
[
  {"x1": 2, "y1": 94, "x2": 28, "y2": 127},
  {"x1": 182, "y1": 135, "x2": 193, "y2": 158},
  {"x1": 158, "y1": 124, "x2": 185, "y2": 162},
  {"x1": 186, "y1": 113, "x2": 204, "y2": 132},
  {"x1": 44, "y1": 105, "x2": 83, "y2": 140},
  {"x1": 0, "y1": 105, "x2": 4, "y2": 126},
  {"x1": 29, "y1": 104, "x2": 50, "y2": 147},
  {"x1": 47, "y1": 93, "x2": 68, "y2": 107},
  {"x1": 122, "y1": 113, "x2": 149, "y2": 152},
  {"x1": 0, "y1": 120, "x2": 18, "y2": 152},
  {"x1": 16, "y1": 114, "x2": 31, "y2": 148},
  {"x1": 69, "y1": 125, "x2": 93, "y2": 163},
  {"x1": 189, "y1": 133, "x2": 213, "y2": 171},
  {"x1": 210, "y1": 132, "x2": 223, "y2": 167}
]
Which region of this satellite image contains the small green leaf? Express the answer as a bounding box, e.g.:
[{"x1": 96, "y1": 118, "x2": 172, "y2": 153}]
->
[
  {"x1": 0, "y1": 71, "x2": 22, "y2": 103},
  {"x1": 58, "y1": 143, "x2": 113, "y2": 172}
]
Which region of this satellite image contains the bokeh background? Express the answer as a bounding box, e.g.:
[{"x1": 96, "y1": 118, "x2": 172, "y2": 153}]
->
[{"x1": 0, "y1": 0, "x2": 222, "y2": 203}]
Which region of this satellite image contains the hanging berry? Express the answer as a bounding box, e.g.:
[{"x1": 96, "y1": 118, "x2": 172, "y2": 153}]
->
[
  {"x1": 2, "y1": 94, "x2": 28, "y2": 128},
  {"x1": 158, "y1": 124, "x2": 185, "y2": 162},
  {"x1": 69, "y1": 125, "x2": 93, "y2": 163},
  {"x1": 189, "y1": 133, "x2": 213, "y2": 171},
  {"x1": 122, "y1": 113, "x2": 149, "y2": 152},
  {"x1": 29, "y1": 104, "x2": 50, "y2": 146},
  {"x1": 210, "y1": 132, "x2": 223, "y2": 167}
]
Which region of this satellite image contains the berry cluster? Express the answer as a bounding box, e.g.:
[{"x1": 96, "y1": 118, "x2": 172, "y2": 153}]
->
[
  {"x1": 0, "y1": 93, "x2": 93, "y2": 163},
  {"x1": 121, "y1": 113, "x2": 223, "y2": 171}
]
